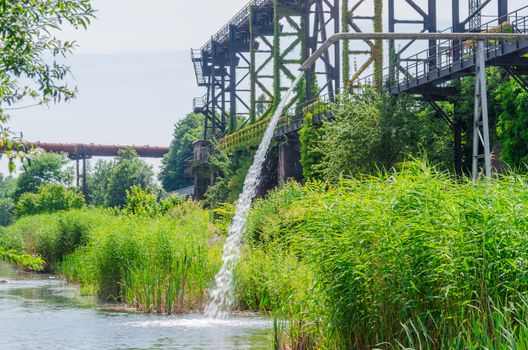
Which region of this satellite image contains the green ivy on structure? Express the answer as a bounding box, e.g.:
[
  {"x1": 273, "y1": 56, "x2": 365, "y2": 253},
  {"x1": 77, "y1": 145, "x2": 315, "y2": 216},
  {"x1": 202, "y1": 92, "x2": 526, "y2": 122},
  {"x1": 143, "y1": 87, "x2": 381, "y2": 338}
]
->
[
  {"x1": 341, "y1": 0, "x2": 350, "y2": 89},
  {"x1": 373, "y1": 0, "x2": 383, "y2": 88},
  {"x1": 272, "y1": 0, "x2": 281, "y2": 112},
  {"x1": 299, "y1": 102, "x2": 327, "y2": 180}
]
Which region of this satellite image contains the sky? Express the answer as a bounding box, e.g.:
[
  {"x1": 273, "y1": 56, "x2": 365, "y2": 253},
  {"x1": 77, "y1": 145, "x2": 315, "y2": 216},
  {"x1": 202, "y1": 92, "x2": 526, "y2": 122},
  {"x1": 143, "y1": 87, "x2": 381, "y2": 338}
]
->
[{"x1": 2, "y1": 0, "x2": 525, "y2": 175}]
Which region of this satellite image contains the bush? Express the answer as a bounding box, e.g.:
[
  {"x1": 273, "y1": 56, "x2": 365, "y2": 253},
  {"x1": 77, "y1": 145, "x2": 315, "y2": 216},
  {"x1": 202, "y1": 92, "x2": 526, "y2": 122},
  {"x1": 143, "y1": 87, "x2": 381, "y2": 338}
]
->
[
  {"x1": 0, "y1": 209, "x2": 105, "y2": 270},
  {"x1": 15, "y1": 183, "x2": 85, "y2": 217},
  {"x1": 122, "y1": 185, "x2": 160, "y2": 217},
  {"x1": 59, "y1": 206, "x2": 222, "y2": 312}
]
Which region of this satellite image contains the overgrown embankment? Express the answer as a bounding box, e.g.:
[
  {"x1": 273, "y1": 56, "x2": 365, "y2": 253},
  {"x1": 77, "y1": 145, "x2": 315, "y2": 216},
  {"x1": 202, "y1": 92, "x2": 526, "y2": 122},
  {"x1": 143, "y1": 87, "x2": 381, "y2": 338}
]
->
[
  {"x1": 3, "y1": 162, "x2": 528, "y2": 348},
  {"x1": 0, "y1": 204, "x2": 223, "y2": 313},
  {"x1": 242, "y1": 162, "x2": 528, "y2": 349}
]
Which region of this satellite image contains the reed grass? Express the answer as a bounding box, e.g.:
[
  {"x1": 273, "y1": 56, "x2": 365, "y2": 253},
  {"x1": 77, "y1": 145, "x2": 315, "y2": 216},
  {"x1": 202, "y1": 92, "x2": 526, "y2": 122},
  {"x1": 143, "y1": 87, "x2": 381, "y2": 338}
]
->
[{"x1": 247, "y1": 161, "x2": 528, "y2": 349}]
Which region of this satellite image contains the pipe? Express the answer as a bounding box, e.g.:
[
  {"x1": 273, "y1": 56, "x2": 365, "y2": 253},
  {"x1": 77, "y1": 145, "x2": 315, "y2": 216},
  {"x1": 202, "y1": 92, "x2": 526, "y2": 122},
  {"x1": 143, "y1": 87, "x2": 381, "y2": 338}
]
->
[
  {"x1": 0, "y1": 142, "x2": 169, "y2": 158},
  {"x1": 300, "y1": 32, "x2": 528, "y2": 71}
]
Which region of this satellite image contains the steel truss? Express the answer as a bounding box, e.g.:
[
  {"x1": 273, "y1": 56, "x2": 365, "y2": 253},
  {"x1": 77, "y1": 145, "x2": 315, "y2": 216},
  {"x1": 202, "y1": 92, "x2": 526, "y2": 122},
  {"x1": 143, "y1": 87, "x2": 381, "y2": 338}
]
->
[
  {"x1": 192, "y1": 0, "x2": 341, "y2": 139},
  {"x1": 342, "y1": 0, "x2": 383, "y2": 88}
]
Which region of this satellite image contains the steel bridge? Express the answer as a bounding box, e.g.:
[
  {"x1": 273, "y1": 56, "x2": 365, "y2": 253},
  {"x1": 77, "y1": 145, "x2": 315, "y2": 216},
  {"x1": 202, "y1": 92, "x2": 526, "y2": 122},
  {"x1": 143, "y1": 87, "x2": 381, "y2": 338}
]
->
[
  {"x1": 190, "y1": 0, "x2": 528, "y2": 195},
  {"x1": 1, "y1": 141, "x2": 169, "y2": 199}
]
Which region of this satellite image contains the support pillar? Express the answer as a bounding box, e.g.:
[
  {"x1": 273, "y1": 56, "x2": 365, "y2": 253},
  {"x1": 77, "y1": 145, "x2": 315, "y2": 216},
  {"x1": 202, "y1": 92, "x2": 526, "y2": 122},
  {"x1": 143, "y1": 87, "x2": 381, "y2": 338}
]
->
[
  {"x1": 249, "y1": 5, "x2": 256, "y2": 124},
  {"x1": 82, "y1": 156, "x2": 88, "y2": 200},
  {"x1": 498, "y1": 0, "x2": 508, "y2": 24},
  {"x1": 278, "y1": 134, "x2": 303, "y2": 185},
  {"x1": 472, "y1": 41, "x2": 491, "y2": 180}
]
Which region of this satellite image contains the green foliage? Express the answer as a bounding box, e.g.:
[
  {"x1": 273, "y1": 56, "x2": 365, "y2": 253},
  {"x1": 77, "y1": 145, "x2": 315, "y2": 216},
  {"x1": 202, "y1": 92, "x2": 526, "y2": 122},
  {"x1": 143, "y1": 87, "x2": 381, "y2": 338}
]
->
[
  {"x1": 314, "y1": 89, "x2": 452, "y2": 179},
  {"x1": 15, "y1": 183, "x2": 85, "y2": 217},
  {"x1": 496, "y1": 79, "x2": 528, "y2": 167},
  {"x1": 319, "y1": 91, "x2": 383, "y2": 178},
  {"x1": 87, "y1": 159, "x2": 114, "y2": 206},
  {"x1": 0, "y1": 173, "x2": 16, "y2": 226},
  {"x1": 0, "y1": 245, "x2": 44, "y2": 271},
  {"x1": 203, "y1": 142, "x2": 254, "y2": 208},
  {"x1": 0, "y1": 209, "x2": 103, "y2": 270},
  {"x1": 159, "y1": 113, "x2": 204, "y2": 192},
  {"x1": 299, "y1": 110, "x2": 324, "y2": 179},
  {"x1": 122, "y1": 185, "x2": 159, "y2": 217},
  {"x1": 106, "y1": 148, "x2": 155, "y2": 208},
  {"x1": 0, "y1": 0, "x2": 94, "y2": 152},
  {"x1": 0, "y1": 198, "x2": 15, "y2": 227},
  {"x1": 14, "y1": 152, "x2": 74, "y2": 199},
  {"x1": 57, "y1": 206, "x2": 221, "y2": 312},
  {"x1": 0, "y1": 173, "x2": 16, "y2": 198}
]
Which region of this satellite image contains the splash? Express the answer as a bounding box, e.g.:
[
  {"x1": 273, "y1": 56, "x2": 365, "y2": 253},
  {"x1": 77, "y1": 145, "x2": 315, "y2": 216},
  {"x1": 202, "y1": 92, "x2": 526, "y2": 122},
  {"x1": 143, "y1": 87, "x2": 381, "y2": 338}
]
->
[{"x1": 204, "y1": 73, "x2": 303, "y2": 319}]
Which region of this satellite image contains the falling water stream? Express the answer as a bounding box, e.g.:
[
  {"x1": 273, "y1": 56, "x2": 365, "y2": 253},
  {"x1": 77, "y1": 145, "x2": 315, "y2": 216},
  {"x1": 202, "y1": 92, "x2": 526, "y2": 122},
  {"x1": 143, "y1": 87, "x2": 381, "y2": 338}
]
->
[{"x1": 204, "y1": 73, "x2": 303, "y2": 319}]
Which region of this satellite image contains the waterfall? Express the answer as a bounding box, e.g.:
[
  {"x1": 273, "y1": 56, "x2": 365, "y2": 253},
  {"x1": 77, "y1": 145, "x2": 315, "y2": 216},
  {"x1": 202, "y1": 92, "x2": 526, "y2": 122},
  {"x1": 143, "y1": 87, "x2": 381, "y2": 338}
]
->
[{"x1": 204, "y1": 73, "x2": 303, "y2": 319}]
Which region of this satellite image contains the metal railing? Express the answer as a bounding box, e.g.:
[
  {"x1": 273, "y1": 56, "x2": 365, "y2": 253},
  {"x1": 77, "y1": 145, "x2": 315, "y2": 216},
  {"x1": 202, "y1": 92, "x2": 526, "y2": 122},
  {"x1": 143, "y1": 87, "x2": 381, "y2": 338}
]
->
[
  {"x1": 356, "y1": 5, "x2": 528, "y2": 89},
  {"x1": 200, "y1": 0, "x2": 271, "y2": 52},
  {"x1": 193, "y1": 95, "x2": 207, "y2": 113}
]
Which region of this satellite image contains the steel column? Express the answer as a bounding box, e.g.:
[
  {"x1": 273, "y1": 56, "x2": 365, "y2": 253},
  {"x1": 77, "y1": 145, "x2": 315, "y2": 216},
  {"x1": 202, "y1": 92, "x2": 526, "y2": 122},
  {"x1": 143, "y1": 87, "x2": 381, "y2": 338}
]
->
[
  {"x1": 472, "y1": 40, "x2": 492, "y2": 180},
  {"x1": 469, "y1": 0, "x2": 482, "y2": 30},
  {"x1": 82, "y1": 156, "x2": 88, "y2": 200},
  {"x1": 498, "y1": 0, "x2": 508, "y2": 24},
  {"x1": 306, "y1": 0, "x2": 340, "y2": 100}
]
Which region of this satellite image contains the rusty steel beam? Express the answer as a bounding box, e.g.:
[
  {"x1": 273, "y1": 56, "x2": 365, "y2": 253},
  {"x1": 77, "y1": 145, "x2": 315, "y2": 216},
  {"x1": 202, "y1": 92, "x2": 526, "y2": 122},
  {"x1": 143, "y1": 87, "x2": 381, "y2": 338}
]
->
[{"x1": 1, "y1": 142, "x2": 169, "y2": 158}]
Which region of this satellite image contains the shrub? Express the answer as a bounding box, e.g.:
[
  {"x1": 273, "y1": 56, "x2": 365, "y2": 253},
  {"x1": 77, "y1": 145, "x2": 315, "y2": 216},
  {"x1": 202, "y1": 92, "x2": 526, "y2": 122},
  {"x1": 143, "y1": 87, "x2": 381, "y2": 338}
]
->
[
  {"x1": 15, "y1": 183, "x2": 85, "y2": 217},
  {"x1": 122, "y1": 185, "x2": 160, "y2": 217},
  {"x1": 0, "y1": 209, "x2": 105, "y2": 270}
]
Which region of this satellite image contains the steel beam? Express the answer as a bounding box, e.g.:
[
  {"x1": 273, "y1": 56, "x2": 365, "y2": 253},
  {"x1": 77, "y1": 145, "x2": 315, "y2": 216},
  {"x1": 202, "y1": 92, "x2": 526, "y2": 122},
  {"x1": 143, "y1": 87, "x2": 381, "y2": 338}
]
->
[
  {"x1": 306, "y1": 0, "x2": 340, "y2": 101},
  {"x1": 342, "y1": 0, "x2": 383, "y2": 88}
]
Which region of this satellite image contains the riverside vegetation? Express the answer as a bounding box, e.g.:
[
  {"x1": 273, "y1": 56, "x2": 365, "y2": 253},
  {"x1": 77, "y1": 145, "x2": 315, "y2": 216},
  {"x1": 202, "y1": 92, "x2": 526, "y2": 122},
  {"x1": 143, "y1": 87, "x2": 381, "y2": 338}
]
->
[{"x1": 4, "y1": 162, "x2": 528, "y2": 349}]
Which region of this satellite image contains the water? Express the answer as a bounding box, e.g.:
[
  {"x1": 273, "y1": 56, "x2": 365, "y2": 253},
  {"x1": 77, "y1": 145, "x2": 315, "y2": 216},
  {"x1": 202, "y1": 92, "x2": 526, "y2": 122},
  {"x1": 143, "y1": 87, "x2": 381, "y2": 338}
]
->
[
  {"x1": 204, "y1": 73, "x2": 303, "y2": 319},
  {"x1": 0, "y1": 263, "x2": 272, "y2": 350}
]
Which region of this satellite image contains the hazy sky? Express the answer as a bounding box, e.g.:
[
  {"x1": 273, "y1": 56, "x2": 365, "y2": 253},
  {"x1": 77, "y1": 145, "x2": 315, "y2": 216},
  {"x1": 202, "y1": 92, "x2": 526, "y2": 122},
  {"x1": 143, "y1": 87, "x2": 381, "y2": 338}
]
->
[{"x1": 2, "y1": 0, "x2": 525, "y2": 174}]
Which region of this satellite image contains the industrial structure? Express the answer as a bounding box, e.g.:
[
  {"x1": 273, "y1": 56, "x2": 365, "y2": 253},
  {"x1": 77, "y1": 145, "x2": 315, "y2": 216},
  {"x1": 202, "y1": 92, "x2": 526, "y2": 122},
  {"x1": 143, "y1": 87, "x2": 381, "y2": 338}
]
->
[{"x1": 190, "y1": 0, "x2": 528, "y2": 197}]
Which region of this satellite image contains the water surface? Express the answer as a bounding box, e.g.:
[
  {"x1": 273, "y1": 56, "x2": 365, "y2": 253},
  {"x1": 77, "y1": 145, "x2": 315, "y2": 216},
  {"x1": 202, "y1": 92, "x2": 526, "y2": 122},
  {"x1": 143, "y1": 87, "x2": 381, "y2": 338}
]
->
[{"x1": 0, "y1": 263, "x2": 271, "y2": 350}]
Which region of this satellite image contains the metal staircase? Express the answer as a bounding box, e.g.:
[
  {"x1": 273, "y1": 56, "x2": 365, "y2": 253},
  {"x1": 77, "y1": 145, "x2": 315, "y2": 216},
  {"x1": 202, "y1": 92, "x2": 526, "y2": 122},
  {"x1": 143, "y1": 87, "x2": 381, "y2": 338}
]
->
[{"x1": 191, "y1": 49, "x2": 206, "y2": 87}]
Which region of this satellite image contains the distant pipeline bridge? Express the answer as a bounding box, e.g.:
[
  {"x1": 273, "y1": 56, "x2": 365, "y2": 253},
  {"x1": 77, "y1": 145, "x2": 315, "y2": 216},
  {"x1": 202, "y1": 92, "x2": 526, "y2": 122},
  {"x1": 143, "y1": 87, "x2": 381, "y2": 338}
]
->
[{"x1": 1, "y1": 142, "x2": 169, "y2": 198}]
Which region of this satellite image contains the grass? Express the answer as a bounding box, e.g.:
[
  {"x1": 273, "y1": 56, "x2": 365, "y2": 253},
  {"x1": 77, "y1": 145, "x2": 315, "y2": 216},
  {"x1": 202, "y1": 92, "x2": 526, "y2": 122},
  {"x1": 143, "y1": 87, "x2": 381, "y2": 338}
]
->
[
  {"x1": 243, "y1": 161, "x2": 528, "y2": 349},
  {"x1": 0, "y1": 202, "x2": 224, "y2": 314}
]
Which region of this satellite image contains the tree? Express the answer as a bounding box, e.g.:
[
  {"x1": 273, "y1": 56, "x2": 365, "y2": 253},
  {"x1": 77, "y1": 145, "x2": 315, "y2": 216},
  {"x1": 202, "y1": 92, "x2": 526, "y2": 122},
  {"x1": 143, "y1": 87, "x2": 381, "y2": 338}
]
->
[
  {"x1": 159, "y1": 113, "x2": 204, "y2": 192},
  {"x1": 496, "y1": 79, "x2": 528, "y2": 167},
  {"x1": 0, "y1": 0, "x2": 93, "y2": 269},
  {"x1": 0, "y1": 1, "x2": 94, "y2": 152},
  {"x1": 0, "y1": 173, "x2": 16, "y2": 226},
  {"x1": 14, "y1": 152, "x2": 74, "y2": 200},
  {"x1": 106, "y1": 148, "x2": 155, "y2": 207},
  {"x1": 87, "y1": 159, "x2": 115, "y2": 206}
]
